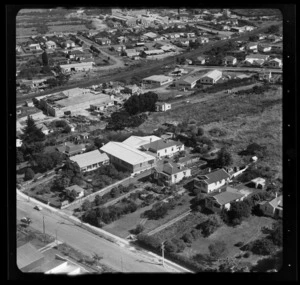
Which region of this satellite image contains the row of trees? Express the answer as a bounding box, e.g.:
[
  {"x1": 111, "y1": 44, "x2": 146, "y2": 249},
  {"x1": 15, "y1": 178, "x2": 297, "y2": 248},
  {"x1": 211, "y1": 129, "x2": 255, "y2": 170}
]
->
[
  {"x1": 124, "y1": 92, "x2": 158, "y2": 115},
  {"x1": 106, "y1": 111, "x2": 147, "y2": 131}
]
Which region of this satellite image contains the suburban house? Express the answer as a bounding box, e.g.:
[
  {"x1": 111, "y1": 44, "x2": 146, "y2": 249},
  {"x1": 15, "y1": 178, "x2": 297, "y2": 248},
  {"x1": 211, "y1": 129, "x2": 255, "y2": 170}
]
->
[
  {"x1": 199, "y1": 70, "x2": 222, "y2": 85},
  {"x1": 153, "y1": 161, "x2": 191, "y2": 185},
  {"x1": 248, "y1": 177, "x2": 266, "y2": 189},
  {"x1": 258, "y1": 43, "x2": 272, "y2": 53},
  {"x1": 56, "y1": 142, "x2": 86, "y2": 157},
  {"x1": 70, "y1": 149, "x2": 109, "y2": 172},
  {"x1": 100, "y1": 141, "x2": 157, "y2": 174},
  {"x1": 246, "y1": 42, "x2": 258, "y2": 51},
  {"x1": 111, "y1": 44, "x2": 126, "y2": 52},
  {"x1": 244, "y1": 54, "x2": 269, "y2": 66},
  {"x1": 29, "y1": 43, "x2": 42, "y2": 51},
  {"x1": 143, "y1": 32, "x2": 158, "y2": 41},
  {"x1": 142, "y1": 75, "x2": 173, "y2": 88},
  {"x1": 45, "y1": 40, "x2": 57, "y2": 50},
  {"x1": 259, "y1": 194, "x2": 282, "y2": 218},
  {"x1": 155, "y1": 102, "x2": 171, "y2": 112},
  {"x1": 223, "y1": 56, "x2": 237, "y2": 66},
  {"x1": 140, "y1": 139, "x2": 184, "y2": 158},
  {"x1": 95, "y1": 37, "x2": 111, "y2": 45},
  {"x1": 125, "y1": 49, "x2": 140, "y2": 57},
  {"x1": 177, "y1": 155, "x2": 206, "y2": 168},
  {"x1": 63, "y1": 40, "x2": 75, "y2": 49},
  {"x1": 268, "y1": 58, "x2": 282, "y2": 68},
  {"x1": 193, "y1": 168, "x2": 231, "y2": 193},
  {"x1": 65, "y1": 185, "x2": 85, "y2": 199},
  {"x1": 198, "y1": 37, "x2": 209, "y2": 44},
  {"x1": 205, "y1": 187, "x2": 246, "y2": 212},
  {"x1": 36, "y1": 123, "x2": 50, "y2": 135},
  {"x1": 194, "y1": 56, "x2": 206, "y2": 65},
  {"x1": 122, "y1": 135, "x2": 161, "y2": 149}
]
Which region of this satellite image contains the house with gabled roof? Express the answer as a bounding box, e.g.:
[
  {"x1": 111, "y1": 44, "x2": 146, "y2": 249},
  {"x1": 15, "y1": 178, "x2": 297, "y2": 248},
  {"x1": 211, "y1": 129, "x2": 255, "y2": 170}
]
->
[
  {"x1": 153, "y1": 161, "x2": 191, "y2": 185},
  {"x1": 205, "y1": 187, "x2": 246, "y2": 212},
  {"x1": 259, "y1": 194, "x2": 282, "y2": 218},
  {"x1": 223, "y1": 56, "x2": 237, "y2": 66},
  {"x1": 64, "y1": 184, "x2": 85, "y2": 199},
  {"x1": 56, "y1": 142, "x2": 85, "y2": 157},
  {"x1": 70, "y1": 149, "x2": 109, "y2": 172},
  {"x1": 193, "y1": 168, "x2": 231, "y2": 193}
]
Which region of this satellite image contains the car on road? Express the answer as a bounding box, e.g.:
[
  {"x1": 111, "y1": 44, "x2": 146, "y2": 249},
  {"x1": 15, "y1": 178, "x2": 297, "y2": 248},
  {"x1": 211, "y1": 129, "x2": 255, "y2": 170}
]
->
[
  {"x1": 34, "y1": 205, "x2": 43, "y2": 211},
  {"x1": 21, "y1": 217, "x2": 31, "y2": 224}
]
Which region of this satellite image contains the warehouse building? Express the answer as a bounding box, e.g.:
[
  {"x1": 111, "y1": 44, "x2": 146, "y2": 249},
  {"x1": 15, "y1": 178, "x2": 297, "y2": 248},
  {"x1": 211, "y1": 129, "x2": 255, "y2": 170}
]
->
[
  {"x1": 141, "y1": 75, "x2": 173, "y2": 88},
  {"x1": 176, "y1": 74, "x2": 203, "y2": 89},
  {"x1": 199, "y1": 69, "x2": 222, "y2": 85},
  {"x1": 38, "y1": 88, "x2": 114, "y2": 117},
  {"x1": 100, "y1": 141, "x2": 157, "y2": 174},
  {"x1": 60, "y1": 62, "x2": 94, "y2": 74}
]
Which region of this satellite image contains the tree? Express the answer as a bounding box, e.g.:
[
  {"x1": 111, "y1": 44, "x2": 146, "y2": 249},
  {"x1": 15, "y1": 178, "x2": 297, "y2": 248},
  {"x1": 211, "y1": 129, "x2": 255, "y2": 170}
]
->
[
  {"x1": 133, "y1": 224, "x2": 145, "y2": 235},
  {"x1": 53, "y1": 175, "x2": 70, "y2": 190},
  {"x1": 94, "y1": 195, "x2": 103, "y2": 206},
  {"x1": 164, "y1": 240, "x2": 178, "y2": 253},
  {"x1": 214, "y1": 147, "x2": 233, "y2": 168},
  {"x1": 198, "y1": 214, "x2": 223, "y2": 237},
  {"x1": 24, "y1": 168, "x2": 35, "y2": 181},
  {"x1": 17, "y1": 150, "x2": 24, "y2": 164},
  {"x1": 197, "y1": 127, "x2": 204, "y2": 136},
  {"x1": 181, "y1": 232, "x2": 193, "y2": 244},
  {"x1": 110, "y1": 187, "x2": 121, "y2": 198},
  {"x1": 267, "y1": 25, "x2": 279, "y2": 34},
  {"x1": 42, "y1": 51, "x2": 49, "y2": 66},
  {"x1": 268, "y1": 221, "x2": 282, "y2": 246},
  {"x1": 67, "y1": 189, "x2": 78, "y2": 202},
  {"x1": 251, "y1": 238, "x2": 276, "y2": 256},
  {"x1": 21, "y1": 116, "x2": 45, "y2": 144},
  {"x1": 208, "y1": 241, "x2": 227, "y2": 260},
  {"x1": 171, "y1": 238, "x2": 186, "y2": 252},
  {"x1": 227, "y1": 201, "x2": 252, "y2": 224},
  {"x1": 82, "y1": 200, "x2": 92, "y2": 211},
  {"x1": 92, "y1": 253, "x2": 102, "y2": 265}
]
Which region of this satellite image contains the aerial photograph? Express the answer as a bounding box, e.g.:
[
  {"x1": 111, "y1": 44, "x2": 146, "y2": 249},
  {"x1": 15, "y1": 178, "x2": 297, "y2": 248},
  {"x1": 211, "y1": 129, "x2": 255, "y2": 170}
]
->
[{"x1": 15, "y1": 7, "x2": 284, "y2": 274}]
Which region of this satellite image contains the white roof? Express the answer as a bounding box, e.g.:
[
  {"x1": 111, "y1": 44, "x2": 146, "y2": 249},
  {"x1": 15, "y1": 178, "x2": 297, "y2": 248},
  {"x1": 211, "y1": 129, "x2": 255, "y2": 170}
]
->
[
  {"x1": 122, "y1": 135, "x2": 161, "y2": 149},
  {"x1": 60, "y1": 62, "x2": 94, "y2": 68},
  {"x1": 100, "y1": 142, "x2": 155, "y2": 165},
  {"x1": 270, "y1": 58, "x2": 282, "y2": 63},
  {"x1": 201, "y1": 69, "x2": 222, "y2": 80},
  {"x1": 144, "y1": 32, "x2": 157, "y2": 38},
  {"x1": 144, "y1": 49, "x2": 164, "y2": 55},
  {"x1": 70, "y1": 150, "x2": 109, "y2": 168},
  {"x1": 142, "y1": 75, "x2": 172, "y2": 82}
]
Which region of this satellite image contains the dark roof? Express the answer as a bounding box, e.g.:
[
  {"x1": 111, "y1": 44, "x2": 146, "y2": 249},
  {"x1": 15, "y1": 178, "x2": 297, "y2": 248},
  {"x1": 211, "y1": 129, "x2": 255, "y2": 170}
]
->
[
  {"x1": 142, "y1": 139, "x2": 183, "y2": 152},
  {"x1": 162, "y1": 162, "x2": 189, "y2": 175},
  {"x1": 56, "y1": 142, "x2": 85, "y2": 155},
  {"x1": 197, "y1": 169, "x2": 230, "y2": 184},
  {"x1": 212, "y1": 190, "x2": 244, "y2": 205}
]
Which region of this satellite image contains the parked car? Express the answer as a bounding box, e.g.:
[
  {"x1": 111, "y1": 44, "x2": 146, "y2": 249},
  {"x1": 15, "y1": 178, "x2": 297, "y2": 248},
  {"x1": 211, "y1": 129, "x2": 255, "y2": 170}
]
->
[
  {"x1": 21, "y1": 217, "x2": 31, "y2": 224},
  {"x1": 34, "y1": 205, "x2": 43, "y2": 211}
]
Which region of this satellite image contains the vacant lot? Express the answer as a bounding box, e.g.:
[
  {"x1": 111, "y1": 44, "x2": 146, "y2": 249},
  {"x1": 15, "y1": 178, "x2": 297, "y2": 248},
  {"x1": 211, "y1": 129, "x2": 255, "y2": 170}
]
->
[
  {"x1": 153, "y1": 214, "x2": 275, "y2": 269},
  {"x1": 139, "y1": 86, "x2": 282, "y2": 178}
]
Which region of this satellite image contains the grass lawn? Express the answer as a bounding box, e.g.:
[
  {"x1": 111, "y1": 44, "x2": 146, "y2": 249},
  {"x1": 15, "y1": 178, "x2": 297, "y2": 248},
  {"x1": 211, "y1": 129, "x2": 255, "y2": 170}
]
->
[{"x1": 103, "y1": 192, "x2": 193, "y2": 238}]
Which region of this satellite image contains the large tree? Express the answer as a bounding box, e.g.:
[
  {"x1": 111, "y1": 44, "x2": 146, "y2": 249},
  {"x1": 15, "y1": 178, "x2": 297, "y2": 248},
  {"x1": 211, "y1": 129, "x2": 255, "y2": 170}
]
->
[
  {"x1": 21, "y1": 116, "x2": 45, "y2": 144},
  {"x1": 214, "y1": 147, "x2": 233, "y2": 168},
  {"x1": 124, "y1": 92, "x2": 158, "y2": 115},
  {"x1": 42, "y1": 50, "x2": 49, "y2": 66}
]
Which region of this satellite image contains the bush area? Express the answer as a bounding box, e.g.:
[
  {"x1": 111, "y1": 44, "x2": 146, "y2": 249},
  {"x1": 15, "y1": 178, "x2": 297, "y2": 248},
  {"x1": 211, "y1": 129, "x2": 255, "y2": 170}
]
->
[{"x1": 235, "y1": 84, "x2": 275, "y2": 95}]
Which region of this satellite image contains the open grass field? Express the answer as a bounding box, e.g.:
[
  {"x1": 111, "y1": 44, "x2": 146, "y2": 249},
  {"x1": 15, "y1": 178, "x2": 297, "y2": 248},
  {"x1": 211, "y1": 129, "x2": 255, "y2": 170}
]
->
[{"x1": 139, "y1": 86, "x2": 282, "y2": 178}]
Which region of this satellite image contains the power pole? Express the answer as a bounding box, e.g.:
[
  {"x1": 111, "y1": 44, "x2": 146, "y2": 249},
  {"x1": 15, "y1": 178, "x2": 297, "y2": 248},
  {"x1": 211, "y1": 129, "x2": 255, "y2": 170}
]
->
[
  {"x1": 161, "y1": 241, "x2": 165, "y2": 267},
  {"x1": 43, "y1": 216, "x2": 46, "y2": 243}
]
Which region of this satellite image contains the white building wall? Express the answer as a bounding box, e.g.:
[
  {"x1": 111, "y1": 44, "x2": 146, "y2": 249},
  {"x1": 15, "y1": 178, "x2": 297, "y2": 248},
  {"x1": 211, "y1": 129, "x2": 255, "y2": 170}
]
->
[{"x1": 157, "y1": 144, "x2": 184, "y2": 157}]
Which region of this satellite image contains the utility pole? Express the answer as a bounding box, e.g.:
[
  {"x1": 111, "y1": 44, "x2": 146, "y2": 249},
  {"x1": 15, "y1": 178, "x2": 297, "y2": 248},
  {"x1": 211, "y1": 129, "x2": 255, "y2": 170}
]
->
[
  {"x1": 161, "y1": 241, "x2": 165, "y2": 267},
  {"x1": 43, "y1": 216, "x2": 46, "y2": 243}
]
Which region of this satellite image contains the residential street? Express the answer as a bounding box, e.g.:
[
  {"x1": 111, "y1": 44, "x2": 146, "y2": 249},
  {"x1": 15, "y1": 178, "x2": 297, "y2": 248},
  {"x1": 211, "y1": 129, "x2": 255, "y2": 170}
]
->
[{"x1": 17, "y1": 191, "x2": 191, "y2": 273}]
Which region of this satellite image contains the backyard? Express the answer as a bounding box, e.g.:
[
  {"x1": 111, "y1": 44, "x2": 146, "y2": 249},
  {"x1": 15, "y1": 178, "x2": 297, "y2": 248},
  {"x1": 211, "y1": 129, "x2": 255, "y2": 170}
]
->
[{"x1": 152, "y1": 213, "x2": 276, "y2": 270}]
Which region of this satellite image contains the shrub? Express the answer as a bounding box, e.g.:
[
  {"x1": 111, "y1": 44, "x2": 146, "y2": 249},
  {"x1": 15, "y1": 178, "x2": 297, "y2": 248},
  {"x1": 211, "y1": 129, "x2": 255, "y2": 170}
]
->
[
  {"x1": 181, "y1": 232, "x2": 193, "y2": 244},
  {"x1": 234, "y1": 241, "x2": 244, "y2": 247},
  {"x1": 243, "y1": 252, "x2": 251, "y2": 258},
  {"x1": 24, "y1": 168, "x2": 35, "y2": 181},
  {"x1": 250, "y1": 238, "x2": 276, "y2": 256}
]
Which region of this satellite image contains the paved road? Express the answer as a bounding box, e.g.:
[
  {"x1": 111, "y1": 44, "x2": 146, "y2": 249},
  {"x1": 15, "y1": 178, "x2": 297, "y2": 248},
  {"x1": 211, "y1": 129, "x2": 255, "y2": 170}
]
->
[
  {"x1": 17, "y1": 192, "x2": 190, "y2": 273},
  {"x1": 77, "y1": 35, "x2": 125, "y2": 70}
]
